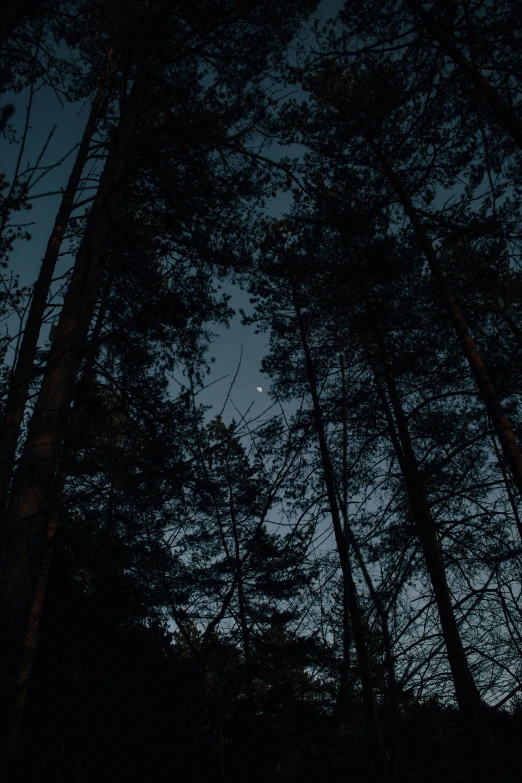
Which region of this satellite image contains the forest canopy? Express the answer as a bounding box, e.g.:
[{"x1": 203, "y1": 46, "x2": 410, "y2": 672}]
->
[{"x1": 1, "y1": 1, "x2": 522, "y2": 781}]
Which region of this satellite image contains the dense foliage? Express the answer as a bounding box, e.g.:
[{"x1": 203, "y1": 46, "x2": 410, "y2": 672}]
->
[{"x1": 1, "y1": 1, "x2": 522, "y2": 781}]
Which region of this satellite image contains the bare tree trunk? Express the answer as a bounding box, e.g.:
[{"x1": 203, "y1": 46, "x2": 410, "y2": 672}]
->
[
  {"x1": 292, "y1": 288, "x2": 390, "y2": 783},
  {"x1": 405, "y1": 0, "x2": 522, "y2": 151},
  {"x1": 1, "y1": 276, "x2": 111, "y2": 775},
  {"x1": 364, "y1": 295, "x2": 499, "y2": 783},
  {"x1": 0, "y1": 51, "x2": 152, "y2": 721},
  {"x1": 0, "y1": 53, "x2": 114, "y2": 511},
  {"x1": 368, "y1": 141, "x2": 522, "y2": 521}
]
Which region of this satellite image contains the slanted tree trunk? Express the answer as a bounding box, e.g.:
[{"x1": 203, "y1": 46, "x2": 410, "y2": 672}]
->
[
  {"x1": 0, "y1": 42, "x2": 156, "y2": 738},
  {"x1": 2, "y1": 273, "x2": 112, "y2": 773},
  {"x1": 0, "y1": 52, "x2": 114, "y2": 511},
  {"x1": 292, "y1": 287, "x2": 390, "y2": 783},
  {"x1": 367, "y1": 140, "x2": 522, "y2": 522},
  {"x1": 362, "y1": 291, "x2": 499, "y2": 783},
  {"x1": 405, "y1": 0, "x2": 522, "y2": 151}
]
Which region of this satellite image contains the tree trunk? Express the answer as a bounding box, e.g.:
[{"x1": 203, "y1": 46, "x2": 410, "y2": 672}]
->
[
  {"x1": 1, "y1": 276, "x2": 111, "y2": 773},
  {"x1": 228, "y1": 485, "x2": 258, "y2": 782},
  {"x1": 2, "y1": 479, "x2": 61, "y2": 779},
  {"x1": 226, "y1": 457, "x2": 255, "y2": 723},
  {"x1": 368, "y1": 141, "x2": 522, "y2": 522},
  {"x1": 340, "y1": 352, "x2": 400, "y2": 781},
  {"x1": 0, "y1": 53, "x2": 151, "y2": 712},
  {"x1": 364, "y1": 294, "x2": 499, "y2": 783},
  {"x1": 0, "y1": 53, "x2": 113, "y2": 511},
  {"x1": 338, "y1": 356, "x2": 353, "y2": 726},
  {"x1": 406, "y1": 0, "x2": 522, "y2": 151},
  {"x1": 488, "y1": 415, "x2": 522, "y2": 543},
  {"x1": 292, "y1": 289, "x2": 390, "y2": 783}
]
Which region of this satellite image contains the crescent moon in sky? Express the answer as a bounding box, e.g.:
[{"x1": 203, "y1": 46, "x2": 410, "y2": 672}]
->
[{"x1": 256, "y1": 386, "x2": 263, "y2": 392}]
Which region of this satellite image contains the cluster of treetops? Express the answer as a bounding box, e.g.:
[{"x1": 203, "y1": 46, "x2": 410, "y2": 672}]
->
[{"x1": 1, "y1": 1, "x2": 522, "y2": 781}]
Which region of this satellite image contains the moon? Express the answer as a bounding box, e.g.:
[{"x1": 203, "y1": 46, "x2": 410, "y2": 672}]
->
[{"x1": 256, "y1": 386, "x2": 263, "y2": 392}]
